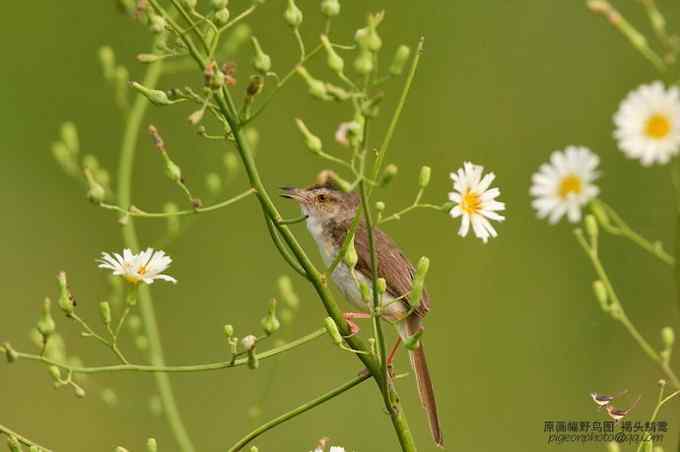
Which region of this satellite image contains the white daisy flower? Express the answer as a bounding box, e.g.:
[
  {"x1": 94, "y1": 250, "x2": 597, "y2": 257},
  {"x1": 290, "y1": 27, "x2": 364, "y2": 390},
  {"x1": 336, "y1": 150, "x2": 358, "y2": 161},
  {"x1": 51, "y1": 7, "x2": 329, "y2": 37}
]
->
[
  {"x1": 613, "y1": 81, "x2": 680, "y2": 166},
  {"x1": 329, "y1": 448, "x2": 345, "y2": 452},
  {"x1": 530, "y1": 146, "x2": 600, "y2": 224},
  {"x1": 98, "y1": 248, "x2": 177, "y2": 285},
  {"x1": 448, "y1": 162, "x2": 505, "y2": 243}
]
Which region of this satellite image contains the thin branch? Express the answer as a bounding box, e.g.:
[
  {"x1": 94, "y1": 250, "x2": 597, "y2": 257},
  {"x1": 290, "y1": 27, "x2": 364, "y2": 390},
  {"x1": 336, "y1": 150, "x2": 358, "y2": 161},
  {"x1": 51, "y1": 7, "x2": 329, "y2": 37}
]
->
[{"x1": 0, "y1": 424, "x2": 53, "y2": 452}]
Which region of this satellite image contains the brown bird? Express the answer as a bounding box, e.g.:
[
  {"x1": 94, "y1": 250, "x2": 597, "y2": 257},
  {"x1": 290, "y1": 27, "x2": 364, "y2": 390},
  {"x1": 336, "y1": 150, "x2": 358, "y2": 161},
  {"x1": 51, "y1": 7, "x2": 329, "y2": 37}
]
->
[{"x1": 282, "y1": 183, "x2": 444, "y2": 448}]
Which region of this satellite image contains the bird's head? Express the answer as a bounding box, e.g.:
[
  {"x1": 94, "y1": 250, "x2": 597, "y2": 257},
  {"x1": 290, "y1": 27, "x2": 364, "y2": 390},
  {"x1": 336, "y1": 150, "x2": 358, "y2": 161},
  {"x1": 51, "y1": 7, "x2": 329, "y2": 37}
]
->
[{"x1": 281, "y1": 185, "x2": 358, "y2": 224}]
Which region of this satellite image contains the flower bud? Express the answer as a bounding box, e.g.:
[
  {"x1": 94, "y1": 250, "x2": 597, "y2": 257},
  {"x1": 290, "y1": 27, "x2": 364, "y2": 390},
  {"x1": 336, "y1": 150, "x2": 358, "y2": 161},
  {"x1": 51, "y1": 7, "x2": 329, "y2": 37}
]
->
[
  {"x1": 280, "y1": 308, "x2": 294, "y2": 325},
  {"x1": 375, "y1": 201, "x2": 385, "y2": 212},
  {"x1": 101, "y1": 388, "x2": 119, "y2": 406},
  {"x1": 296, "y1": 66, "x2": 330, "y2": 100},
  {"x1": 355, "y1": 14, "x2": 382, "y2": 51},
  {"x1": 277, "y1": 275, "x2": 300, "y2": 309},
  {"x1": 440, "y1": 201, "x2": 455, "y2": 212},
  {"x1": 585, "y1": 214, "x2": 598, "y2": 240},
  {"x1": 389, "y1": 45, "x2": 411, "y2": 76},
  {"x1": 224, "y1": 324, "x2": 235, "y2": 338},
  {"x1": 284, "y1": 0, "x2": 303, "y2": 28},
  {"x1": 261, "y1": 299, "x2": 281, "y2": 335},
  {"x1": 344, "y1": 237, "x2": 358, "y2": 269},
  {"x1": 404, "y1": 328, "x2": 424, "y2": 350},
  {"x1": 592, "y1": 280, "x2": 608, "y2": 310},
  {"x1": 222, "y1": 23, "x2": 252, "y2": 56},
  {"x1": 57, "y1": 272, "x2": 75, "y2": 315},
  {"x1": 99, "y1": 301, "x2": 112, "y2": 326},
  {"x1": 52, "y1": 141, "x2": 79, "y2": 176},
  {"x1": 662, "y1": 326, "x2": 675, "y2": 349},
  {"x1": 380, "y1": 164, "x2": 398, "y2": 186},
  {"x1": 135, "y1": 335, "x2": 149, "y2": 351},
  {"x1": 589, "y1": 203, "x2": 607, "y2": 226},
  {"x1": 214, "y1": 8, "x2": 231, "y2": 26},
  {"x1": 61, "y1": 122, "x2": 79, "y2": 154},
  {"x1": 116, "y1": 447, "x2": 129, "y2": 452},
  {"x1": 251, "y1": 37, "x2": 272, "y2": 74},
  {"x1": 606, "y1": 441, "x2": 621, "y2": 452},
  {"x1": 74, "y1": 384, "x2": 86, "y2": 398},
  {"x1": 295, "y1": 118, "x2": 323, "y2": 154},
  {"x1": 359, "y1": 281, "x2": 371, "y2": 303},
  {"x1": 98, "y1": 46, "x2": 116, "y2": 79},
  {"x1": 130, "y1": 82, "x2": 175, "y2": 105},
  {"x1": 3, "y1": 342, "x2": 18, "y2": 363},
  {"x1": 353, "y1": 50, "x2": 373, "y2": 75},
  {"x1": 325, "y1": 83, "x2": 351, "y2": 102},
  {"x1": 250, "y1": 447, "x2": 259, "y2": 452},
  {"x1": 7, "y1": 436, "x2": 21, "y2": 452},
  {"x1": 324, "y1": 317, "x2": 343, "y2": 345},
  {"x1": 321, "y1": 35, "x2": 344, "y2": 75},
  {"x1": 147, "y1": 438, "x2": 158, "y2": 452},
  {"x1": 411, "y1": 257, "x2": 430, "y2": 308},
  {"x1": 38, "y1": 298, "x2": 56, "y2": 339},
  {"x1": 418, "y1": 166, "x2": 431, "y2": 188},
  {"x1": 205, "y1": 172, "x2": 223, "y2": 196},
  {"x1": 163, "y1": 154, "x2": 183, "y2": 183},
  {"x1": 84, "y1": 168, "x2": 106, "y2": 204},
  {"x1": 149, "y1": 15, "x2": 167, "y2": 33},
  {"x1": 48, "y1": 365, "x2": 62, "y2": 381},
  {"x1": 321, "y1": 0, "x2": 340, "y2": 17},
  {"x1": 241, "y1": 334, "x2": 257, "y2": 351},
  {"x1": 376, "y1": 278, "x2": 387, "y2": 295},
  {"x1": 224, "y1": 151, "x2": 240, "y2": 175}
]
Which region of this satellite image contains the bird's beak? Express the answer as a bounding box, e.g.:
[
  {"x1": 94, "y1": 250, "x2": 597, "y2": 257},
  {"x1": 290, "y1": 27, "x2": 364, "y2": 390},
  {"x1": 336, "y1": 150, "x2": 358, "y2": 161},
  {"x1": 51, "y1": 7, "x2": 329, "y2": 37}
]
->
[{"x1": 280, "y1": 186, "x2": 305, "y2": 201}]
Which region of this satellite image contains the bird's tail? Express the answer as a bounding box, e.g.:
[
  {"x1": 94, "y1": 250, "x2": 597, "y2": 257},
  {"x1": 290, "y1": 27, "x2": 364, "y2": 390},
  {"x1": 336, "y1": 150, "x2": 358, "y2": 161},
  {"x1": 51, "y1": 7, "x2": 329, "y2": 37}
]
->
[{"x1": 400, "y1": 318, "x2": 444, "y2": 448}]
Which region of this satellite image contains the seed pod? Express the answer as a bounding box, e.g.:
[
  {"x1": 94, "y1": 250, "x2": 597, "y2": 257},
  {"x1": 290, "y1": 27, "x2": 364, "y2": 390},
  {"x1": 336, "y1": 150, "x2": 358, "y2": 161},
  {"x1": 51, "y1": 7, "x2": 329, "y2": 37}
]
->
[{"x1": 389, "y1": 45, "x2": 411, "y2": 76}]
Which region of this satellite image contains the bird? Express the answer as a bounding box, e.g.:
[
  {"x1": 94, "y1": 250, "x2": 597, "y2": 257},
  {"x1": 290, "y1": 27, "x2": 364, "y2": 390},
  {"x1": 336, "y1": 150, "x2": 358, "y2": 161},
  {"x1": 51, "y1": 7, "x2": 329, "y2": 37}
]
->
[
  {"x1": 281, "y1": 183, "x2": 444, "y2": 448},
  {"x1": 590, "y1": 389, "x2": 628, "y2": 409},
  {"x1": 605, "y1": 395, "x2": 641, "y2": 423}
]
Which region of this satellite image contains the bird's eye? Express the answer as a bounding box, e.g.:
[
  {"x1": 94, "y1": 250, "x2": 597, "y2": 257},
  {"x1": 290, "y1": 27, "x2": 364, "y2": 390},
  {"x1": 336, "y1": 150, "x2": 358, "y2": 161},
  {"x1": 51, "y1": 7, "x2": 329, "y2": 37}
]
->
[{"x1": 317, "y1": 194, "x2": 327, "y2": 202}]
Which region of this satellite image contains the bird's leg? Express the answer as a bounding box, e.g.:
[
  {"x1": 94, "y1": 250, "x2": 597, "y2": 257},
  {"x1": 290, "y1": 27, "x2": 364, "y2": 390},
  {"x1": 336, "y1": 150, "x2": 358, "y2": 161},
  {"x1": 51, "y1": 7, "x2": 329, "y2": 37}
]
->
[
  {"x1": 386, "y1": 336, "x2": 402, "y2": 377},
  {"x1": 342, "y1": 311, "x2": 371, "y2": 336}
]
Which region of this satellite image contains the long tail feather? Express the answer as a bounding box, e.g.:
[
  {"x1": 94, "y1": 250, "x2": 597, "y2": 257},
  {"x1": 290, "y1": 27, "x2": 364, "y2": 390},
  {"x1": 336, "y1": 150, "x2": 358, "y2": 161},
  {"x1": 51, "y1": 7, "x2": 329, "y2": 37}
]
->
[{"x1": 401, "y1": 319, "x2": 444, "y2": 448}]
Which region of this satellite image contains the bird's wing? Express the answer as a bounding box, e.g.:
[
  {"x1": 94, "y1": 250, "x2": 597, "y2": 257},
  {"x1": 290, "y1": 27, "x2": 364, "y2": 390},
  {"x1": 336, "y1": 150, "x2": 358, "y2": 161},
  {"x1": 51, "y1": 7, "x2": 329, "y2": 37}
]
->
[{"x1": 353, "y1": 221, "x2": 431, "y2": 318}]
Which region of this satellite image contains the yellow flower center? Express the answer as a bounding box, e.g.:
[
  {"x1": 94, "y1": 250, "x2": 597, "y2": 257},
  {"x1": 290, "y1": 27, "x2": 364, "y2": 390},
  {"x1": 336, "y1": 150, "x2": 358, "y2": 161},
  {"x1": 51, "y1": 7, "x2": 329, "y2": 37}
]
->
[
  {"x1": 125, "y1": 265, "x2": 147, "y2": 284},
  {"x1": 645, "y1": 113, "x2": 671, "y2": 139},
  {"x1": 558, "y1": 174, "x2": 582, "y2": 199},
  {"x1": 461, "y1": 190, "x2": 481, "y2": 214}
]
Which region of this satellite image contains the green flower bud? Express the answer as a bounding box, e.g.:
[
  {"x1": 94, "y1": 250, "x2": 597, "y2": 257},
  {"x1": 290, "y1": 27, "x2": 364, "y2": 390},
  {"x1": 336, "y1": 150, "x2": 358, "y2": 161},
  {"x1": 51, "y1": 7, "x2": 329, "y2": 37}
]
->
[
  {"x1": 284, "y1": 0, "x2": 303, "y2": 28},
  {"x1": 662, "y1": 326, "x2": 675, "y2": 349},
  {"x1": 359, "y1": 281, "x2": 371, "y2": 303},
  {"x1": 250, "y1": 447, "x2": 259, "y2": 452},
  {"x1": 584, "y1": 214, "x2": 598, "y2": 240},
  {"x1": 280, "y1": 308, "x2": 294, "y2": 325},
  {"x1": 411, "y1": 257, "x2": 430, "y2": 308},
  {"x1": 116, "y1": 447, "x2": 129, "y2": 452},
  {"x1": 74, "y1": 384, "x2": 86, "y2": 398},
  {"x1": 251, "y1": 37, "x2": 272, "y2": 74},
  {"x1": 205, "y1": 172, "x2": 223, "y2": 196},
  {"x1": 440, "y1": 201, "x2": 455, "y2": 212},
  {"x1": 419, "y1": 166, "x2": 431, "y2": 188},
  {"x1": 380, "y1": 164, "x2": 398, "y2": 186},
  {"x1": 214, "y1": 8, "x2": 231, "y2": 26},
  {"x1": 57, "y1": 271, "x2": 75, "y2": 315},
  {"x1": 607, "y1": 441, "x2": 621, "y2": 452},
  {"x1": 325, "y1": 83, "x2": 351, "y2": 102},
  {"x1": 99, "y1": 301, "x2": 112, "y2": 326},
  {"x1": 321, "y1": 35, "x2": 344, "y2": 75},
  {"x1": 222, "y1": 23, "x2": 252, "y2": 56},
  {"x1": 344, "y1": 236, "x2": 358, "y2": 269},
  {"x1": 355, "y1": 13, "x2": 383, "y2": 52},
  {"x1": 224, "y1": 151, "x2": 240, "y2": 175},
  {"x1": 147, "y1": 438, "x2": 158, "y2": 452},
  {"x1": 48, "y1": 365, "x2": 62, "y2": 381},
  {"x1": 295, "y1": 118, "x2": 323, "y2": 154},
  {"x1": 3, "y1": 342, "x2": 18, "y2": 363},
  {"x1": 224, "y1": 324, "x2": 234, "y2": 338},
  {"x1": 52, "y1": 141, "x2": 79, "y2": 176},
  {"x1": 98, "y1": 46, "x2": 116, "y2": 79},
  {"x1": 296, "y1": 66, "x2": 330, "y2": 100},
  {"x1": 131, "y1": 82, "x2": 175, "y2": 106},
  {"x1": 376, "y1": 278, "x2": 387, "y2": 295},
  {"x1": 37, "y1": 298, "x2": 56, "y2": 339},
  {"x1": 375, "y1": 201, "x2": 385, "y2": 212},
  {"x1": 135, "y1": 335, "x2": 149, "y2": 351},
  {"x1": 241, "y1": 334, "x2": 257, "y2": 351},
  {"x1": 211, "y1": 0, "x2": 228, "y2": 9},
  {"x1": 324, "y1": 317, "x2": 343, "y2": 345},
  {"x1": 403, "y1": 328, "x2": 424, "y2": 350},
  {"x1": 353, "y1": 50, "x2": 373, "y2": 75},
  {"x1": 261, "y1": 299, "x2": 281, "y2": 335},
  {"x1": 321, "y1": 0, "x2": 340, "y2": 17},
  {"x1": 61, "y1": 122, "x2": 79, "y2": 154},
  {"x1": 163, "y1": 155, "x2": 183, "y2": 183},
  {"x1": 277, "y1": 275, "x2": 300, "y2": 309},
  {"x1": 149, "y1": 15, "x2": 167, "y2": 34},
  {"x1": 101, "y1": 388, "x2": 119, "y2": 406},
  {"x1": 84, "y1": 167, "x2": 106, "y2": 204},
  {"x1": 389, "y1": 45, "x2": 411, "y2": 76},
  {"x1": 592, "y1": 280, "x2": 608, "y2": 310}
]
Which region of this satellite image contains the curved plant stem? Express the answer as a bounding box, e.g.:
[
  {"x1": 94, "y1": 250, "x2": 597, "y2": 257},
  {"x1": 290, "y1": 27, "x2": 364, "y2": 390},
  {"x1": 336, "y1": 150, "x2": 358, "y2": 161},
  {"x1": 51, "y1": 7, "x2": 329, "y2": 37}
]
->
[
  {"x1": 227, "y1": 373, "x2": 370, "y2": 452},
  {"x1": 14, "y1": 328, "x2": 327, "y2": 374},
  {"x1": 672, "y1": 159, "x2": 680, "y2": 311},
  {"x1": 0, "y1": 424, "x2": 52, "y2": 452},
  {"x1": 117, "y1": 60, "x2": 197, "y2": 452},
  {"x1": 636, "y1": 387, "x2": 680, "y2": 452}
]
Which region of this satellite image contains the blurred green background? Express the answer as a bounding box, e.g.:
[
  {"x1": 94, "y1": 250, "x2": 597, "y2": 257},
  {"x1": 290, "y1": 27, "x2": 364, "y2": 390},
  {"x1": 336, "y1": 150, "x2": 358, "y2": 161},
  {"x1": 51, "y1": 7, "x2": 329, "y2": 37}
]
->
[{"x1": 3, "y1": 1, "x2": 680, "y2": 451}]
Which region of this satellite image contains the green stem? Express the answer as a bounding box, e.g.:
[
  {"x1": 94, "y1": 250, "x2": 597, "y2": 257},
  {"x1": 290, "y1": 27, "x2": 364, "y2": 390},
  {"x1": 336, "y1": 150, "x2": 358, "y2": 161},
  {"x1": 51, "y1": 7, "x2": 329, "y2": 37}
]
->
[
  {"x1": 14, "y1": 328, "x2": 327, "y2": 374},
  {"x1": 227, "y1": 373, "x2": 370, "y2": 452},
  {"x1": 636, "y1": 387, "x2": 680, "y2": 452},
  {"x1": 100, "y1": 188, "x2": 255, "y2": 218},
  {"x1": 575, "y1": 230, "x2": 680, "y2": 388},
  {"x1": 116, "y1": 60, "x2": 196, "y2": 452},
  {"x1": 672, "y1": 159, "x2": 680, "y2": 311},
  {"x1": 0, "y1": 424, "x2": 52, "y2": 452}
]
